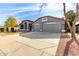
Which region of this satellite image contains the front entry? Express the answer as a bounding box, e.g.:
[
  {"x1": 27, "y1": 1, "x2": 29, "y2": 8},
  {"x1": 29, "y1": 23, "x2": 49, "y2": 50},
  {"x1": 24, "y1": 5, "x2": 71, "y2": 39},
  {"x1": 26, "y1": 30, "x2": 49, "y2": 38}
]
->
[
  {"x1": 29, "y1": 24, "x2": 32, "y2": 31},
  {"x1": 11, "y1": 27, "x2": 15, "y2": 32}
]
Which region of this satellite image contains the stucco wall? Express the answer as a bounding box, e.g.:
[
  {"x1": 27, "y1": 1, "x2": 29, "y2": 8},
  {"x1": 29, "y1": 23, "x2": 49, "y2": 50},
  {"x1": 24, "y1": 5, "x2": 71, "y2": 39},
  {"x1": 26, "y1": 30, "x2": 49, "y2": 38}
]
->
[{"x1": 32, "y1": 16, "x2": 65, "y2": 32}]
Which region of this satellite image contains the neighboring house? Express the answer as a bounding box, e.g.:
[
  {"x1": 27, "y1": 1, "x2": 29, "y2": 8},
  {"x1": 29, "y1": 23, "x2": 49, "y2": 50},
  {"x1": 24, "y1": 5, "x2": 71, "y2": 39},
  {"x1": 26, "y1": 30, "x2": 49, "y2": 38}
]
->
[
  {"x1": 0, "y1": 26, "x2": 4, "y2": 32},
  {"x1": 0, "y1": 26, "x2": 19, "y2": 32},
  {"x1": 76, "y1": 24, "x2": 79, "y2": 33},
  {"x1": 76, "y1": 3, "x2": 79, "y2": 33},
  {"x1": 19, "y1": 20, "x2": 33, "y2": 32},
  {"x1": 6, "y1": 26, "x2": 19, "y2": 32},
  {"x1": 32, "y1": 16, "x2": 65, "y2": 33}
]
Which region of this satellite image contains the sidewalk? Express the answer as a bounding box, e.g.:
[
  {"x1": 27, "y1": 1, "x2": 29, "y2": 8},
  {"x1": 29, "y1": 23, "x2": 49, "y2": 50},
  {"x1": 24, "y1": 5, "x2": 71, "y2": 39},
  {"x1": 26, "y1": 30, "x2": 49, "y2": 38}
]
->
[{"x1": 0, "y1": 32, "x2": 61, "y2": 56}]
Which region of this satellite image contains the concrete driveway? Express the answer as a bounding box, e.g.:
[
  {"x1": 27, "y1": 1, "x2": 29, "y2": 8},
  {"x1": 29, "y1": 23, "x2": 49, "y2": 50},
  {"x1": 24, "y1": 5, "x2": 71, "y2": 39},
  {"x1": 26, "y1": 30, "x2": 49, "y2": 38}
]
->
[
  {"x1": 21, "y1": 32, "x2": 60, "y2": 39},
  {"x1": 0, "y1": 32, "x2": 61, "y2": 56}
]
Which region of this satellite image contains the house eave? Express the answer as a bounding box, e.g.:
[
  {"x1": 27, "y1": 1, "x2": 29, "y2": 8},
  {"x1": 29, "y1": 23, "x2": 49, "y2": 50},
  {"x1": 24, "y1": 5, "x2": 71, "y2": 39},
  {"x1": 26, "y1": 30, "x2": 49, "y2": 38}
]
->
[{"x1": 33, "y1": 16, "x2": 65, "y2": 24}]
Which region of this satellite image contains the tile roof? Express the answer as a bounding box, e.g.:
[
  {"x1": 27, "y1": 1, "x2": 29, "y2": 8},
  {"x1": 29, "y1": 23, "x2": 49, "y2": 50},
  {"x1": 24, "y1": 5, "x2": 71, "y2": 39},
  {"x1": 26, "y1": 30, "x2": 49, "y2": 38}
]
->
[{"x1": 20, "y1": 20, "x2": 33, "y2": 25}]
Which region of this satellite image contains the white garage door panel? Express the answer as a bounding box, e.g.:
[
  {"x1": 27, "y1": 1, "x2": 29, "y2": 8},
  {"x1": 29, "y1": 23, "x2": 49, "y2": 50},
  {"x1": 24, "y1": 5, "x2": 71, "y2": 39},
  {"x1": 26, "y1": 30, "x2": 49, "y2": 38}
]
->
[
  {"x1": 43, "y1": 23, "x2": 61, "y2": 33},
  {"x1": 33, "y1": 25, "x2": 41, "y2": 32}
]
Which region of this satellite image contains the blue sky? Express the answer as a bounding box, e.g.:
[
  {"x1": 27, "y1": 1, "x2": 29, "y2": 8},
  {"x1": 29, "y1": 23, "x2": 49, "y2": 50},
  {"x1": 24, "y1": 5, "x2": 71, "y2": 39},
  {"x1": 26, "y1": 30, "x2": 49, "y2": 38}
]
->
[{"x1": 0, "y1": 3, "x2": 75, "y2": 25}]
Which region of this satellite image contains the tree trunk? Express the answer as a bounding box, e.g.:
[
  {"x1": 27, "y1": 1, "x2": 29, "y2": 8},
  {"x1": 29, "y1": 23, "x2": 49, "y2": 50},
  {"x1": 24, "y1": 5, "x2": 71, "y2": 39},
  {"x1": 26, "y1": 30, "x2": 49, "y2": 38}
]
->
[
  {"x1": 63, "y1": 22, "x2": 77, "y2": 56},
  {"x1": 71, "y1": 23, "x2": 76, "y2": 41}
]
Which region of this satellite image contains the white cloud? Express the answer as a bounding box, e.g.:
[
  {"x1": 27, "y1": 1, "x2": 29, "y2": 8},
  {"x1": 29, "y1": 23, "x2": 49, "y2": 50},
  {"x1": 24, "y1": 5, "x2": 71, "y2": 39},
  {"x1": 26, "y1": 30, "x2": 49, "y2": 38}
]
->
[
  {"x1": 0, "y1": 3, "x2": 77, "y2": 20},
  {"x1": 0, "y1": 4, "x2": 41, "y2": 17},
  {"x1": 46, "y1": 3, "x2": 63, "y2": 10},
  {"x1": 66, "y1": 3, "x2": 76, "y2": 12},
  {"x1": 0, "y1": 3, "x2": 77, "y2": 25}
]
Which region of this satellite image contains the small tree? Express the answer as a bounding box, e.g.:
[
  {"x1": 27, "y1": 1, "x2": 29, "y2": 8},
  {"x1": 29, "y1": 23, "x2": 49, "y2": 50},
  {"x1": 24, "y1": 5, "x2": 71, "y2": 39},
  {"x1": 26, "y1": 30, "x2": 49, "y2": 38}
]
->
[
  {"x1": 63, "y1": 3, "x2": 79, "y2": 40},
  {"x1": 63, "y1": 3, "x2": 79, "y2": 55},
  {"x1": 4, "y1": 17, "x2": 18, "y2": 27},
  {"x1": 4, "y1": 17, "x2": 18, "y2": 32},
  {"x1": 65, "y1": 10, "x2": 75, "y2": 32}
]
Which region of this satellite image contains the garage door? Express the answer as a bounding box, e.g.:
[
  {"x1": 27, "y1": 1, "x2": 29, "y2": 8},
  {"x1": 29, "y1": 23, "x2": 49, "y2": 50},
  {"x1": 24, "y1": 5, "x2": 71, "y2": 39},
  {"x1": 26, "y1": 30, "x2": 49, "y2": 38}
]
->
[
  {"x1": 43, "y1": 22, "x2": 61, "y2": 33},
  {"x1": 33, "y1": 24, "x2": 41, "y2": 32}
]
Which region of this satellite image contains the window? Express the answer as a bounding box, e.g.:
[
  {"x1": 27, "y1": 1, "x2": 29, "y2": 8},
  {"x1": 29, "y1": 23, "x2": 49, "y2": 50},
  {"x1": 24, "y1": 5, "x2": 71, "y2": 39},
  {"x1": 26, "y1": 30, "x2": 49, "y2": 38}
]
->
[
  {"x1": 42, "y1": 17, "x2": 47, "y2": 22},
  {"x1": 20, "y1": 24, "x2": 24, "y2": 29}
]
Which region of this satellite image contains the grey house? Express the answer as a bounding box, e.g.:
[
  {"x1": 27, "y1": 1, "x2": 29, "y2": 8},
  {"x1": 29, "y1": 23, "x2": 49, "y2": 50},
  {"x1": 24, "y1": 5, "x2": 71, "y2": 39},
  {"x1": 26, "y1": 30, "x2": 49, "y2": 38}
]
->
[{"x1": 32, "y1": 16, "x2": 65, "y2": 33}]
